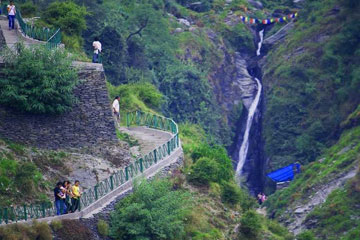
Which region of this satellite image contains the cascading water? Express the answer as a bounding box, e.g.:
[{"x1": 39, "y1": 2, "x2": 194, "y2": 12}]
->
[
  {"x1": 236, "y1": 30, "x2": 264, "y2": 182},
  {"x1": 256, "y1": 30, "x2": 264, "y2": 56}
]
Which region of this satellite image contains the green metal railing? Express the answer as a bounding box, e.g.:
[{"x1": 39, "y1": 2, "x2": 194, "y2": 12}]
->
[
  {"x1": 2, "y1": 5, "x2": 61, "y2": 48},
  {"x1": 0, "y1": 111, "x2": 180, "y2": 224}
]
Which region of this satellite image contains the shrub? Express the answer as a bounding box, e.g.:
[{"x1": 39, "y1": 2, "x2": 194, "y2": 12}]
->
[
  {"x1": 0, "y1": 44, "x2": 78, "y2": 115},
  {"x1": 55, "y1": 219, "x2": 94, "y2": 240},
  {"x1": 190, "y1": 144, "x2": 234, "y2": 182},
  {"x1": 42, "y1": 1, "x2": 88, "y2": 36},
  {"x1": 110, "y1": 179, "x2": 191, "y2": 240},
  {"x1": 19, "y1": 2, "x2": 37, "y2": 17},
  {"x1": 239, "y1": 210, "x2": 262, "y2": 239},
  {"x1": 97, "y1": 219, "x2": 109, "y2": 237},
  {"x1": 0, "y1": 221, "x2": 52, "y2": 240},
  {"x1": 50, "y1": 220, "x2": 63, "y2": 231},
  {"x1": 188, "y1": 157, "x2": 220, "y2": 185},
  {"x1": 221, "y1": 181, "x2": 242, "y2": 205},
  {"x1": 107, "y1": 82, "x2": 163, "y2": 114}
]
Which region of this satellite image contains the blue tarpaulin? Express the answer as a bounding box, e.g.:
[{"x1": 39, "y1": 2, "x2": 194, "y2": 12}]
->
[{"x1": 267, "y1": 163, "x2": 301, "y2": 182}]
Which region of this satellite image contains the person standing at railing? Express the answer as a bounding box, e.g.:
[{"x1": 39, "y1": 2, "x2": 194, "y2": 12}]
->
[
  {"x1": 63, "y1": 180, "x2": 73, "y2": 213},
  {"x1": 54, "y1": 182, "x2": 67, "y2": 215},
  {"x1": 112, "y1": 96, "x2": 120, "y2": 127},
  {"x1": 7, "y1": 1, "x2": 16, "y2": 30},
  {"x1": 92, "y1": 37, "x2": 102, "y2": 63},
  {"x1": 71, "y1": 180, "x2": 81, "y2": 212}
]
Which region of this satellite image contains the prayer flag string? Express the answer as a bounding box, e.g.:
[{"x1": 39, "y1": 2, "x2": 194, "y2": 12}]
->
[{"x1": 240, "y1": 12, "x2": 298, "y2": 25}]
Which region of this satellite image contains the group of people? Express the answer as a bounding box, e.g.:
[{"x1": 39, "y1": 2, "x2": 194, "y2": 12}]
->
[
  {"x1": 257, "y1": 192, "x2": 267, "y2": 205},
  {"x1": 54, "y1": 180, "x2": 82, "y2": 215}
]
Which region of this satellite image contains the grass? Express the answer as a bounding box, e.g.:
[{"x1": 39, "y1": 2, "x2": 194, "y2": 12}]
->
[{"x1": 116, "y1": 129, "x2": 139, "y2": 147}]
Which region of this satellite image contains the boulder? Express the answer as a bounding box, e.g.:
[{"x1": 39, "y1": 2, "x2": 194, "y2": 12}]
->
[{"x1": 178, "y1": 18, "x2": 191, "y2": 27}]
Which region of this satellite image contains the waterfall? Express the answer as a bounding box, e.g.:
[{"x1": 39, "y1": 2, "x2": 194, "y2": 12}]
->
[
  {"x1": 236, "y1": 30, "x2": 264, "y2": 182},
  {"x1": 256, "y1": 29, "x2": 264, "y2": 56}
]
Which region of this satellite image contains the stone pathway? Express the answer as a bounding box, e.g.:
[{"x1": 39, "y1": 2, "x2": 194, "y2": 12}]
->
[
  {"x1": 0, "y1": 15, "x2": 44, "y2": 49},
  {"x1": 120, "y1": 126, "x2": 172, "y2": 155}
]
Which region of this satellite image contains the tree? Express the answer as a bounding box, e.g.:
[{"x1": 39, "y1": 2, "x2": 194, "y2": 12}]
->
[{"x1": 110, "y1": 179, "x2": 191, "y2": 240}]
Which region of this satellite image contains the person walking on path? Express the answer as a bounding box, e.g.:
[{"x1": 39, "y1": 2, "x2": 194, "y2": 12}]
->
[
  {"x1": 54, "y1": 182, "x2": 66, "y2": 215},
  {"x1": 71, "y1": 180, "x2": 81, "y2": 212},
  {"x1": 7, "y1": 1, "x2": 16, "y2": 30},
  {"x1": 112, "y1": 96, "x2": 120, "y2": 126},
  {"x1": 92, "y1": 37, "x2": 102, "y2": 63}
]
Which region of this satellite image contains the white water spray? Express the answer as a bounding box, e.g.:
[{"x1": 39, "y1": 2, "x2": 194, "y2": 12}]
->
[
  {"x1": 256, "y1": 29, "x2": 264, "y2": 56},
  {"x1": 236, "y1": 30, "x2": 264, "y2": 182}
]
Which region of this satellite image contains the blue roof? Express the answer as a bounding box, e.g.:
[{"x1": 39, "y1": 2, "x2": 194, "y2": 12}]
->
[{"x1": 267, "y1": 163, "x2": 301, "y2": 182}]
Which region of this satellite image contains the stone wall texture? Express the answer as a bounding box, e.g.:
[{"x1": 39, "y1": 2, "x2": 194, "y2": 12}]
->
[{"x1": 0, "y1": 62, "x2": 118, "y2": 149}]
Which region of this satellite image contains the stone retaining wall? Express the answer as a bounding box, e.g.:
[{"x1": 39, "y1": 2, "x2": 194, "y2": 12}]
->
[{"x1": 0, "y1": 61, "x2": 117, "y2": 149}]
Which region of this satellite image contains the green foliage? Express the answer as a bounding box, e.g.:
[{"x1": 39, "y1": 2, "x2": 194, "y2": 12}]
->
[
  {"x1": 296, "y1": 231, "x2": 317, "y2": 240},
  {"x1": 82, "y1": 0, "x2": 238, "y2": 145},
  {"x1": 116, "y1": 129, "x2": 139, "y2": 147},
  {"x1": 221, "y1": 181, "x2": 242, "y2": 205},
  {"x1": 0, "y1": 158, "x2": 44, "y2": 206},
  {"x1": 302, "y1": 169, "x2": 360, "y2": 240},
  {"x1": 107, "y1": 82, "x2": 163, "y2": 115},
  {"x1": 97, "y1": 219, "x2": 109, "y2": 237},
  {"x1": 110, "y1": 179, "x2": 191, "y2": 240},
  {"x1": 19, "y1": 2, "x2": 37, "y2": 17},
  {"x1": 239, "y1": 210, "x2": 262, "y2": 239},
  {"x1": 188, "y1": 157, "x2": 221, "y2": 185},
  {"x1": 50, "y1": 220, "x2": 63, "y2": 231},
  {"x1": 0, "y1": 44, "x2": 78, "y2": 115},
  {"x1": 221, "y1": 181, "x2": 255, "y2": 209},
  {"x1": 42, "y1": 1, "x2": 88, "y2": 50},
  {"x1": 187, "y1": 143, "x2": 233, "y2": 185},
  {"x1": 265, "y1": 126, "x2": 360, "y2": 223},
  {"x1": 263, "y1": 0, "x2": 360, "y2": 169},
  {"x1": 0, "y1": 221, "x2": 52, "y2": 240}
]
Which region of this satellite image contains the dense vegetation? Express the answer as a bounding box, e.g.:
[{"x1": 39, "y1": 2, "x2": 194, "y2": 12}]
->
[
  {"x1": 263, "y1": 0, "x2": 360, "y2": 170},
  {"x1": 0, "y1": 44, "x2": 78, "y2": 115}
]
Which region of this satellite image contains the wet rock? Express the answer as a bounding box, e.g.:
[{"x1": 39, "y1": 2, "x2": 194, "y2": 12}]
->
[
  {"x1": 263, "y1": 22, "x2": 294, "y2": 46},
  {"x1": 248, "y1": 0, "x2": 263, "y2": 9}
]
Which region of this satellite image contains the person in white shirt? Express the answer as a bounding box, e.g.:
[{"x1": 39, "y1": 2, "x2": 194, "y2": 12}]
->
[
  {"x1": 112, "y1": 96, "x2": 120, "y2": 125},
  {"x1": 7, "y1": 1, "x2": 16, "y2": 30},
  {"x1": 92, "y1": 37, "x2": 102, "y2": 63}
]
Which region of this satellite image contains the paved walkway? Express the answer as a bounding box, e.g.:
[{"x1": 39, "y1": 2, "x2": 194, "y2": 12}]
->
[
  {"x1": 0, "y1": 16, "x2": 44, "y2": 49},
  {"x1": 120, "y1": 126, "x2": 172, "y2": 155},
  {"x1": 1, "y1": 126, "x2": 182, "y2": 225}
]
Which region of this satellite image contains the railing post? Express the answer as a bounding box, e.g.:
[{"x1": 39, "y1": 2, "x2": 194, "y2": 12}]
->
[
  {"x1": 41, "y1": 203, "x2": 46, "y2": 218},
  {"x1": 154, "y1": 149, "x2": 157, "y2": 163},
  {"x1": 167, "y1": 141, "x2": 171, "y2": 155},
  {"x1": 110, "y1": 175, "x2": 114, "y2": 190},
  {"x1": 126, "y1": 113, "x2": 130, "y2": 127},
  {"x1": 10, "y1": 206, "x2": 14, "y2": 222},
  {"x1": 24, "y1": 205, "x2": 27, "y2": 221},
  {"x1": 140, "y1": 158, "x2": 144, "y2": 172},
  {"x1": 94, "y1": 185, "x2": 99, "y2": 200},
  {"x1": 125, "y1": 167, "x2": 129, "y2": 181},
  {"x1": 4, "y1": 208, "x2": 8, "y2": 224}
]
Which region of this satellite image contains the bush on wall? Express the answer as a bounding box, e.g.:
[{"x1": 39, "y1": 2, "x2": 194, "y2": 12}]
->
[{"x1": 0, "y1": 43, "x2": 78, "y2": 115}]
